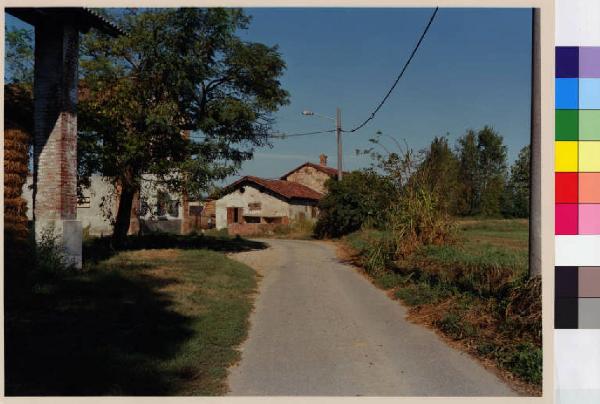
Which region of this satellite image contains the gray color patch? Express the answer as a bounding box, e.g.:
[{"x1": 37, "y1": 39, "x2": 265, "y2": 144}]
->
[{"x1": 579, "y1": 298, "x2": 600, "y2": 329}]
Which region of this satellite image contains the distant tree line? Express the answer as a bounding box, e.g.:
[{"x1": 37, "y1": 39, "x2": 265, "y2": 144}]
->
[
  {"x1": 316, "y1": 126, "x2": 530, "y2": 239},
  {"x1": 419, "y1": 126, "x2": 530, "y2": 219}
]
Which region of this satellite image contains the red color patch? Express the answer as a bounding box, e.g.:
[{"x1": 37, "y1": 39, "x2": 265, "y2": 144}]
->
[{"x1": 555, "y1": 172, "x2": 579, "y2": 203}]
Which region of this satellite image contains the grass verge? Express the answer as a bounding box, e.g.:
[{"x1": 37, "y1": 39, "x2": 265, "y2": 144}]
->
[
  {"x1": 5, "y1": 236, "x2": 262, "y2": 396},
  {"x1": 341, "y1": 218, "x2": 541, "y2": 396}
]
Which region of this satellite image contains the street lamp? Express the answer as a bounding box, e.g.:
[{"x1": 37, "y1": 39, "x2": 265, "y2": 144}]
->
[{"x1": 302, "y1": 108, "x2": 343, "y2": 180}]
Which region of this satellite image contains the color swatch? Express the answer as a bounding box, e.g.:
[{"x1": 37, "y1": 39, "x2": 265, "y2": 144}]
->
[
  {"x1": 555, "y1": 46, "x2": 600, "y2": 236},
  {"x1": 555, "y1": 3, "x2": 600, "y2": 401},
  {"x1": 555, "y1": 266, "x2": 600, "y2": 329}
]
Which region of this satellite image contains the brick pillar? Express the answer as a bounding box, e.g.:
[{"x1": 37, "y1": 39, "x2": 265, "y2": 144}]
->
[{"x1": 33, "y1": 22, "x2": 82, "y2": 268}]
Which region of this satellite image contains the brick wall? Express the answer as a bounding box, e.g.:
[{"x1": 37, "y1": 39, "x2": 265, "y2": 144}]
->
[{"x1": 33, "y1": 23, "x2": 79, "y2": 223}]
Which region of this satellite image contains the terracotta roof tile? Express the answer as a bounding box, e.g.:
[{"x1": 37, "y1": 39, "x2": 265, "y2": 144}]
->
[{"x1": 227, "y1": 176, "x2": 323, "y2": 201}]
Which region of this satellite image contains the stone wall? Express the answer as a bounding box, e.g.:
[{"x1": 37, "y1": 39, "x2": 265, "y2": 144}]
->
[
  {"x1": 215, "y1": 185, "x2": 290, "y2": 229},
  {"x1": 284, "y1": 166, "x2": 331, "y2": 194}
]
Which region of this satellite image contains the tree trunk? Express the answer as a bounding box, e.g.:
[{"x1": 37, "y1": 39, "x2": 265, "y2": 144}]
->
[{"x1": 113, "y1": 183, "x2": 135, "y2": 248}]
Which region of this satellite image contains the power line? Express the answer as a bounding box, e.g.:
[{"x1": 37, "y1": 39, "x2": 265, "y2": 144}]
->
[
  {"x1": 189, "y1": 129, "x2": 335, "y2": 141},
  {"x1": 192, "y1": 8, "x2": 438, "y2": 142},
  {"x1": 345, "y1": 7, "x2": 439, "y2": 134},
  {"x1": 268, "y1": 129, "x2": 336, "y2": 139}
]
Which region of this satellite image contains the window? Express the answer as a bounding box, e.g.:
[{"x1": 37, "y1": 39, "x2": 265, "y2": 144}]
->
[
  {"x1": 139, "y1": 199, "x2": 150, "y2": 216},
  {"x1": 77, "y1": 196, "x2": 91, "y2": 208},
  {"x1": 244, "y1": 216, "x2": 260, "y2": 223},
  {"x1": 156, "y1": 190, "x2": 179, "y2": 218},
  {"x1": 156, "y1": 191, "x2": 169, "y2": 216},
  {"x1": 168, "y1": 200, "x2": 180, "y2": 218},
  {"x1": 248, "y1": 202, "x2": 261, "y2": 211}
]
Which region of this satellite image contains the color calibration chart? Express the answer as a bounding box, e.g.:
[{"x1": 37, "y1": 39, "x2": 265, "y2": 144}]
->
[
  {"x1": 554, "y1": 45, "x2": 600, "y2": 329},
  {"x1": 555, "y1": 1, "x2": 600, "y2": 403}
]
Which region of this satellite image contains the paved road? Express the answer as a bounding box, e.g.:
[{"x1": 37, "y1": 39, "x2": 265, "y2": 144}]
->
[{"x1": 227, "y1": 239, "x2": 516, "y2": 396}]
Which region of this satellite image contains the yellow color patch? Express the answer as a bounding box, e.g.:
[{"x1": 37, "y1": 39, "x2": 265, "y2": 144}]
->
[
  {"x1": 580, "y1": 141, "x2": 600, "y2": 172},
  {"x1": 555, "y1": 141, "x2": 579, "y2": 172}
]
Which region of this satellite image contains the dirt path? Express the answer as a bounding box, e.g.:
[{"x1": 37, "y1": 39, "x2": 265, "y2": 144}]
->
[{"x1": 227, "y1": 239, "x2": 516, "y2": 396}]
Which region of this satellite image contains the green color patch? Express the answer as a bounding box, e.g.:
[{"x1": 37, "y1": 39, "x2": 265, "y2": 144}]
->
[
  {"x1": 579, "y1": 110, "x2": 600, "y2": 140},
  {"x1": 555, "y1": 109, "x2": 579, "y2": 141}
]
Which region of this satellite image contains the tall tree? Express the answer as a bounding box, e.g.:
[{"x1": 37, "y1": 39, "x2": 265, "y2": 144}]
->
[
  {"x1": 456, "y1": 130, "x2": 479, "y2": 215},
  {"x1": 503, "y1": 145, "x2": 530, "y2": 218},
  {"x1": 418, "y1": 136, "x2": 460, "y2": 214},
  {"x1": 79, "y1": 8, "x2": 290, "y2": 245},
  {"x1": 477, "y1": 126, "x2": 508, "y2": 216},
  {"x1": 456, "y1": 126, "x2": 508, "y2": 216}
]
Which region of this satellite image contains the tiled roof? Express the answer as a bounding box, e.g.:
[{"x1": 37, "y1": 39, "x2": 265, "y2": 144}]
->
[
  {"x1": 280, "y1": 162, "x2": 341, "y2": 180},
  {"x1": 227, "y1": 176, "x2": 323, "y2": 201},
  {"x1": 6, "y1": 8, "x2": 125, "y2": 37}
]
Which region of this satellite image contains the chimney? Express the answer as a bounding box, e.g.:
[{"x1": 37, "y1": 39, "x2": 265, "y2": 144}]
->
[{"x1": 319, "y1": 154, "x2": 328, "y2": 166}]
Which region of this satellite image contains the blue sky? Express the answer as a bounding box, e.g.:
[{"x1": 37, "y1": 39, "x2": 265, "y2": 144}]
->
[
  {"x1": 6, "y1": 8, "x2": 532, "y2": 184},
  {"x1": 237, "y1": 8, "x2": 532, "y2": 181}
]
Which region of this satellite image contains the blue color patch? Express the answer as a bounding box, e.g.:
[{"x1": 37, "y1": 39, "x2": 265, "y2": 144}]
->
[
  {"x1": 579, "y1": 78, "x2": 600, "y2": 109},
  {"x1": 556, "y1": 78, "x2": 579, "y2": 109}
]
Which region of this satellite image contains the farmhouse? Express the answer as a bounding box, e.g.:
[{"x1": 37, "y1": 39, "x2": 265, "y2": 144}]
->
[
  {"x1": 215, "y1": 155, "x2": 339, "y2": 234},
  {"x1": 22, "y1": 174, "x2": 215, "y2": 236},
  {"x1": 280, "y1": 154, "x2": 338, "y2": 194}
]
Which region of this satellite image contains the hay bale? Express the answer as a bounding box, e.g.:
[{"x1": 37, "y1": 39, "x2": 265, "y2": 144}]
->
[{"x1": 4, "y1": 126, "x2": 31, "y2": 243}]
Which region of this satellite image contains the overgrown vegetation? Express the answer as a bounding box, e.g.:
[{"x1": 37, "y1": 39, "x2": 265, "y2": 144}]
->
[
  {"x1": 5, "y1": 233, "x2": 265, "y2": 395},
  {"x1": 343, "y1": 219, "x2": 541, "y2": 392},
  {"x1": 316, "y1": 128, "x2": 530, "y2": 243}
]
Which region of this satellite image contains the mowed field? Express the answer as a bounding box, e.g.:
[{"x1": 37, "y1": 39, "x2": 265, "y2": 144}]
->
[{"x1": 5, "y1": 236, "x2": 264, "y2": 396}]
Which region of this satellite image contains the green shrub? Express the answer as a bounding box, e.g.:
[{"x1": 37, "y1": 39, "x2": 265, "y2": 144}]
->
[
  {"x1": 437, "y1": 311, "x2": 478, "y2": 340},
  {"x1": 35, "y1": 225, "x2": 73, "y2": 273},
  {"x1": 315, "y1": 170, "x2": 395, "y2": 238},
  {"x1": 504, "y1": 343, "x2": 542, "y2": 385},
  {"x1": 388, "y1": 184, "x2": 457, "y2": 259},
  {"x1": 374, "y1": 271, "x2": 406, "y2": 290}
]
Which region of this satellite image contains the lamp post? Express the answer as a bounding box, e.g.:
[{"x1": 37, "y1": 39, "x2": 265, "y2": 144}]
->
[{"x1": 302, "y1": 108, "x2": 343, "y2": 180}]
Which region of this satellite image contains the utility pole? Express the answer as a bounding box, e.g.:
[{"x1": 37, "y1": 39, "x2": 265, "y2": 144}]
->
[
  {"x1": 302, "y1": 108, "x2": 343, "y2": 180},
  {"x1": 529, "y1": 7, "x2": 541, "y2": 278},
  {"x1": 336, "y1": 107, "x2": 343, "y2": 181}
]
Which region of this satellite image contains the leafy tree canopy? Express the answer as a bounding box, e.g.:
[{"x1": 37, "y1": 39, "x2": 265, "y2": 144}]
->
[
  {"x1": 78, "y1": 8, "x2": 290, "y2": 243},
  {"x1": 4, "y1": 26, "x2": 33, "y2": 85},
  {"x1": 315, "y1": 170, "x2": 395, "y2": 238}
]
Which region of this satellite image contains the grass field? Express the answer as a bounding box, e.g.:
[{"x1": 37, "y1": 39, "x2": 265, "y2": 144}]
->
[
  {"x1": 343, "y1": 218, "x2": 541, "y2": 395},
  {"x1": 5, "y1": 236, "x2": 264, "y2": 396}
]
